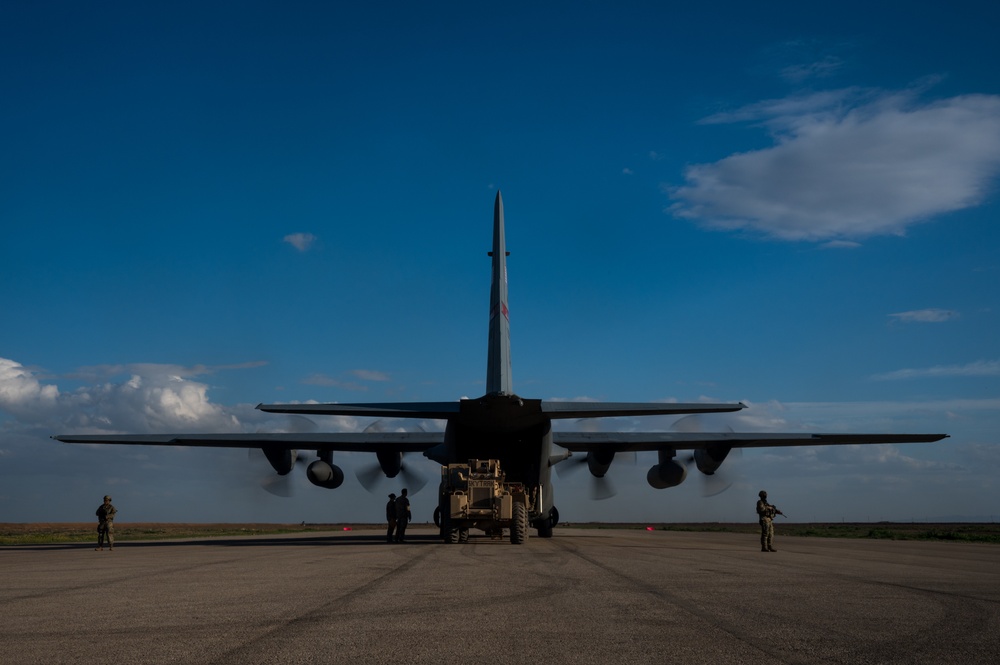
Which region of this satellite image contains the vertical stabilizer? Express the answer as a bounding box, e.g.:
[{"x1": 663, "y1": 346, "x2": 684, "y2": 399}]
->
[{"x1": 486, "y1": 191, "x2": 513, "y2": 395}]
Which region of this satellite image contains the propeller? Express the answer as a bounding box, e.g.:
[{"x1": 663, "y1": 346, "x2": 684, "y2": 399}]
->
[
  {"x1": 671, "y1": 414, "x2": 743, "y2": 497},
  {"x1": 247, "y1": 416, "x2": 317, "y2": 497},
  {"x1": 353, "y1": 419, "x2": 430, "y2": 495},
  {"x1": 555, "y1": 442, "x2": 636, "y2": 501},
  {"x1": 248, "y1": 447, "x2": 304, "y2": 497}
]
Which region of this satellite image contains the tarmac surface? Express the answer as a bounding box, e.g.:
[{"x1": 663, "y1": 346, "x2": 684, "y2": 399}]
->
[{"x1": 2, "y1": 527, "x2": 998, "y2": 664}]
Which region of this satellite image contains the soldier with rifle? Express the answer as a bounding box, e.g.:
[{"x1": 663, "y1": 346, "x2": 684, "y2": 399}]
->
[
  {"x1": 756, "y1": 490, "x2": 783, "y2": 552},
  {"x1": 95, "y1": 495, "x2": 116, "y2": 551}
]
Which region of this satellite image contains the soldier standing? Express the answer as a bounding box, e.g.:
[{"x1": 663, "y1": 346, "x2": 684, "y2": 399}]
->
[
  {"x1": 96, "y1": 495, "x2": 117, "y2": 551},
  {"x1": 756, "y1": 490, "x2": 782, "y2": 552},
  {"x1": 386, "y1": 493, "x2": 397, "y2": 543},
  {"x1": 394, "y1": 488, "x2": 411, "y2": 543}
]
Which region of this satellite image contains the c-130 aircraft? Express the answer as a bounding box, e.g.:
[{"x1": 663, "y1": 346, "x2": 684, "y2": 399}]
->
[{"x1": 56, "y1": 192, "x2": 947, "y2": 538}]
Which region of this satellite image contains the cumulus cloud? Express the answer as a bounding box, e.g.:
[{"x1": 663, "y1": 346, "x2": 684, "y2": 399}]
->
[
  {"x1": 889, "y1": 308, "x2": 959, "y2": 323},
  {"x1": 0, "y1": 357, "x2": 267, "y2": 435},
  {"x1": 0, "y1": 358, "x2": 60, "y2": 418},
  {"x1": 283, "y1": 232, "x2": 316, "y2": 251},
  {"x1": 872, "y1": 359, "x2": 1000, "y2": 381},
  {"x1": 667, "y1": 87, "x2": 1000, "y2": 241}
]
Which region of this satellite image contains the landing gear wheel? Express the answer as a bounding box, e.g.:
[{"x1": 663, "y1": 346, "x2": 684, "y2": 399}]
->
[
  {"x1": 511, "y1": 502, "x2": 528, "y2": 545},
  {"x1": 537, "y1": 506, "x2": 557, "y2": 538}
]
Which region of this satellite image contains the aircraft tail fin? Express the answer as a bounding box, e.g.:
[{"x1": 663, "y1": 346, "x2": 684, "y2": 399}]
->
[{"x1": 486, "y1": 191, "x2": 512, "y2": 395}]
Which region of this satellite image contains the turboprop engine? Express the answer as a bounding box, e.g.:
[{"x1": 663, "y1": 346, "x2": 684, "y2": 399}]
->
[
  {"x1": 262, "y1": 446, "x2": 298, "y2": 475},
  {"x1": 307, "y1": 459, "x2": 345, "y2": 489},
  {"x1": 693, "y1": 445, "x2": 732, "y2": 475},
  {"x1": 587, "y1": 449, "x2": 615, "y2": 477},
  {"x1": 646, "y1": 450, "x2": 688, "y2": 489}
]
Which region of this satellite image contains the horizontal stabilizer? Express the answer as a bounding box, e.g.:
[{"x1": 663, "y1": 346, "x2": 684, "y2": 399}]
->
[
  {"x1": 540, "y1": 401, "x2": 745, "y2": 419},
  {"x1": 256, "y1": 402, "x2": 462, "y2": 419}
]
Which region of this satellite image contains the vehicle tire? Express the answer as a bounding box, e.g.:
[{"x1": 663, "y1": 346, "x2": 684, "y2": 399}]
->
[
  {"x1": 459, "y1": 528, "x2": 469, "y2": 544},
  {"x1": 446, "y1": 527, "x2": 459, "y2": 544},
  {"x1": 511, "y1": 502, "x2": 527, "y2": 544}
]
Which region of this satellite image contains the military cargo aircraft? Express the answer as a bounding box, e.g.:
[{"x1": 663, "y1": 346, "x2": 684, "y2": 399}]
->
[{"x1": 55, "y1": 192, "x2": 947, "y2": 537}]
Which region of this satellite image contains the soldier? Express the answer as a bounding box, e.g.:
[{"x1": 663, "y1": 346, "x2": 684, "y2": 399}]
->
[
  {"x1": 386, "y1": 493, "x2": 397, "y2": 543},
  {"x1": 394, "y1": 488, "x2": 411, "y2": 543},
  {"x1": 756, "y1": 490, "x2": 782, "y2": 552},
  {"x1": 95, "y1": 495, "x2": 117, "y2": 551}
]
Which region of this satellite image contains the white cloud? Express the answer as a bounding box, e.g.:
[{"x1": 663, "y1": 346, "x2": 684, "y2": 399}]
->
[
  {"x1": 283, "y1": 232, "x2": 316, "y2": 251},
  {"x1": 0, "y1": 358, "x2": 59, "y2": 418},
  {"x1": 889, "y1": 308, "x2": 959, "y2": 323},
  {"x1": 351, "y1": 369, "x2": 390, "y2": 382},
  {"x1": 821, "y1": 240, "x2": 861, "y2": 249},
  {"x1": 872, "y1": 360, "x2": 1000, "y2": 381},
  {"x1": 781, "y1": 55, "x2": 844, "y2": 83},
  {"x1": 668, "y1": 87, "x2": 1000, "y2": 241},
  {"x1": 0, "y1": 357, "x2": 253, "y2": 434}
]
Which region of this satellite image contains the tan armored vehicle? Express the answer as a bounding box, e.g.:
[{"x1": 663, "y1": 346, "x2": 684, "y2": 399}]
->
[{"x1": 435, "y1": 459, "x2": 532, "y2": 544}]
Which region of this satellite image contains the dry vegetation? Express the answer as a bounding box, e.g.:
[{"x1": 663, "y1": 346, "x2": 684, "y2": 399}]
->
[
  {"x1": 0, "y1": 523, "x2": 379, "y2": 546},
  {"x1": 3, "y1": 522, "x2": 999, "y2": 546}
]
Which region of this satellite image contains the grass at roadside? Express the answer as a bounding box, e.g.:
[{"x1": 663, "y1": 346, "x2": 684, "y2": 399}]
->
[
  {"x1": 0, "y1": 523, "x2": 377, "y2": 546},
  {"x1": 3, "y1": 522, "x2": 998, "y2": 546},
  {"x1": 574, "y1": 522, "x2": 1000, "y2": 544}
]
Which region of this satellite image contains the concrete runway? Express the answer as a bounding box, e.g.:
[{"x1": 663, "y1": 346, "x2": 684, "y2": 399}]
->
[{"x1": 2, "y1": 527, "x2": 998, "y2": 664}]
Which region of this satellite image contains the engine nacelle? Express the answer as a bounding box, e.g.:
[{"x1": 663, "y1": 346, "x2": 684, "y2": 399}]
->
[
  {"x1": 587, "y1": 450, "x2": 615, "y2": 478},
  {"x1": 694, "y1": 445, "x2": 732, "y2": 475},
  {"x1": 307, "y1": 460, "x2": 345, "y2": 489},
  {"x1": 377, "y1": 451, "x2": 403, "y2": 478},
  {"x1": 647, "y1": 461, "x2": 688, "y2": 489},
  {"x1": 263, "y1": 446, "x2": 298, "y2": 475}
]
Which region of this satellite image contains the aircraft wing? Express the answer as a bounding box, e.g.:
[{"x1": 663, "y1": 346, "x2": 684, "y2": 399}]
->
[
  {"x1": 553, "y1": 431, "x2": 949, "y2": 452},
  {"x1": 53, "y1": 432, "x2": 445, "y2": 453}
]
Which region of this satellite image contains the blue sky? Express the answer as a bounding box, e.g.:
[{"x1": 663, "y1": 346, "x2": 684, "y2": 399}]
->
[{"x1": 2, "y1": 1, "x2": 999, "y2": 524}]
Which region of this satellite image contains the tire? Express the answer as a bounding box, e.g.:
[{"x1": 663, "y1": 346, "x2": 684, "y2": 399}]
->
[
  {"x1": 511, "y1": 502, "x2": 528, "y2": 544},
  {"x1": 459, "y1": 528, "x2": 469, "y2": 544},
  {"x1": 537, "y1": 506, "x2": 557, "y2": 538},
  {"x1": 446, "y1": 527, "x2": 459, "y2": 544}
]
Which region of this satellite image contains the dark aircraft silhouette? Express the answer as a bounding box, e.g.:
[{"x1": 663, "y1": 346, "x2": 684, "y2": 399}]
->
[{"x1": 55, "y1": 192, "x2": 947, "y2": 536}]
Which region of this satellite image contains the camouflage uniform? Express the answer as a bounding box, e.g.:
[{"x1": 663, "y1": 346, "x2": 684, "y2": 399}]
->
[
  {"x1": 756, "y1": 490, "x2": 780, "y2": 552},
  {"x1": 394, "y1": 489, "x2": 411, "y2": 542},
  {"x1": 96, "y1": 496, "x2": 117, "y2": 551},
  {"x1": 386, "y1": 493, "x2": 397, "y2": 543}
]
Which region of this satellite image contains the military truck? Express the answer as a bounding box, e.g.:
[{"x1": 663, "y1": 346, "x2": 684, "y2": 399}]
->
[{"x1": 435, "y1": 459, "x2": 533, "y2": 544}]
